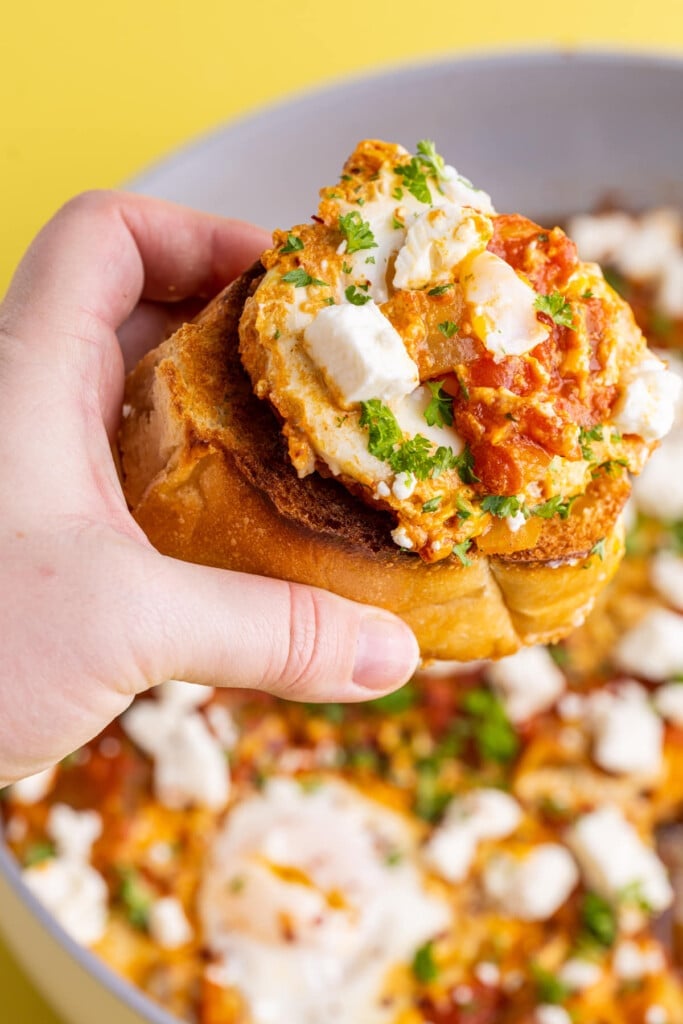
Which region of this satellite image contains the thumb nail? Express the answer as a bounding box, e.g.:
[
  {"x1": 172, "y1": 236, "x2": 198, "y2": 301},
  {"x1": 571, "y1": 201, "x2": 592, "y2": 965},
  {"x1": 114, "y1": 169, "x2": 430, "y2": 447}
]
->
[{"x1": 353, "y1": 614, "x2": 419, "y2": 691}]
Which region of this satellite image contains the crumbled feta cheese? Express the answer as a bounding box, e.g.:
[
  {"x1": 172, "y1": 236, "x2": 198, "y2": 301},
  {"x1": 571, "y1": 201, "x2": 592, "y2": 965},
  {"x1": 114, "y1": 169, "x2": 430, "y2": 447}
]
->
[
  {"x1": 651, "y1": 551, "x2": 683, "y2": 610},
  {"x1": 205, "y1": 703, "x2": 239, "y2": 750},
  {"x1": 645, "y1": 1007, "x2": 669, "y2": 1024},
  {"x1": 483, "y1": 844, "x2": 578, "y2": 921},
  {"x1": 149, "y1": 897, "x2": 193, "y2": 949},
  {"x1": 568, "y1": 805, "x2": 673, "y2": 912},
  {"x1": 10, "y1": 766, "x2": 57, "y2": 805},
  {"x1": 585, "y1": 682, "x2": 663, "y2": 776},
  {"x1": 612, "y1": 358, "x2": 680, "y2": 443},
  {"x1": 474, "y1": 961, "x2": 500, "y2": 987},
  {"x1": 487, "y1": 646, "x2": 565, "y2": 722},
  {"x1": 374, "y1": 481, "x2": 391, "y2": 499},
  {"x1": 557, "y1": 692, "x2": 586, "y2": 721},
  {"x1": 463, "y1": 250, "x2": 550, "y2": 361},
  {"x1": 570, "y1": 209, "x2": 681, "y2": 283},
  {"x1": 21, "y1": 803, "x2": 108, "y2": 946},
  {"x1": 424, "y1": 788, "x2": 522, "y2": 883},
  {"x1": 302, "y1": 302, "x2": 419, "y2": 408},
  {"x1": 558, "y1": 958, "x2": 602, "y2": 991},
  {"x1": 391, "y1": 525, "x2": 414, "y2": 550},
  {"x1": 535, "y1": 1006, "x2": 572, "y2": 1024},
  {"x1": 633, "y1": 431, "x2": 683, "y2": 521},
  {"x1": 122, "y1": 687, "x2": 230, "y2": 811},
  {"x1": 613, "y1": 941, "x2": 665, "y2": 980},
  {"x1": 393, "y1": 206, "x2": 492, "y2": 291},
  {"x1": 653, "y1": 683, "x2": 683, "y2": 726},
  {"x1": 615, "y1": 609, "x2": 683, "y2": 681},
  {"x1": 22, "y1": 858, "x2": 108, "y2": 946},
  {"x1": 392, "y1": 471, "x2": 417, "y2": 500},
  {"x1": 535, "y1": 1007, "x2": 572, "y2": 1024},
  {"x1": 47, "y1": 804, "x2": 102, "y2": 862},
  {"x1": 440, "y1": 165, "x2": 495, "y2": 214},
  {"x1": 506, "y1": 509, "x2": 527, "y2": 533},
  {"x1": 569, "y1": 212, "x2": 635, "y2": 266}
]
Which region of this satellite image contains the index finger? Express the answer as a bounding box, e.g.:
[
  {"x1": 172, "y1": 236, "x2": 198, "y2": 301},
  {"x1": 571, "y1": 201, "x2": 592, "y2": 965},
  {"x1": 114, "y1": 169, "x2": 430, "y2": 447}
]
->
[{"x1": 0, "y1": 190, "x2": 270, "y2": 347}]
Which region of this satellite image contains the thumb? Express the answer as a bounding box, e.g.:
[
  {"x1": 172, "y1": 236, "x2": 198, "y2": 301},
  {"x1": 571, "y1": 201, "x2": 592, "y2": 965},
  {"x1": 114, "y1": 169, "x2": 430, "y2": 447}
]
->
[{"x1": 132, "y1": 549, "x2": 420, "y2": 702}]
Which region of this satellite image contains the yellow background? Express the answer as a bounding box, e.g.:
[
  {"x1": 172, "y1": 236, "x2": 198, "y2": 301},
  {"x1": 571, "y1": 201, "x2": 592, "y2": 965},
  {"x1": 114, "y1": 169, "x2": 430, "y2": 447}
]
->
[{"x1": 1, "y1": 0, "x2": 682, "y2": 1019}]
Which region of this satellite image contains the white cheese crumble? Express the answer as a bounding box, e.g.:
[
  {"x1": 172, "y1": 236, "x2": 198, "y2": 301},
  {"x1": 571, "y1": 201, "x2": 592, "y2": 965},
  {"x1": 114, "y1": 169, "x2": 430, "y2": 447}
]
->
[
  {"x1": 21, "y1": 803, "x2": 108, "y2": 947},
  {"x1": 121, "y1": 681, "x2": 229, "y2": 811},
  {"x1": 392, "y1": 471, "x2": 417, "y2": 500},
  {"x1": 654, "y1": 683, "x2": 683, "y2": 726},
  {"x1": 535, "y1": 1007, "x2": 572, "y2": 1024},
  {"x1": 391, "y1": 525, "x2": 414, "y2": 550},
  {"x1": 568, "y1": 805, "x2": 673, "y2": 913},
  {"x1": 645, "y1": 1007, "x2": 669, "y2": 1024},
  {"x1": 558, "y1": 958, "x2": 602, "y2": 992},
  {"x1": 483, "y1": 844, "x2": 578, "y2": 921},
  {"x1": 9, "y1": 765, "x2": 57, "y2": 805},
  {"x1": 613, "y1": 941, "x2": 665, "y2": 981},
  {"x1": 198, "y1": 778, "x2": 449, "y2": 1024},
  {"x1": 302, "y1": 301, "x2": 419, "y2": 409},
  {"x1": 463, "y1": 250, "x2": 550, "y2": 361},
  {"x1": 614, "y1": 608, "x2": 683, "y2": 681},
  {"x1": 506, "y1": 509, "x2": 527, "y2": 533},
  {"x1": 611, "y1": 357, "x2": 681, "y2": 443},
  {"x1": 393, "y1": 206, "x2": 491, "y2": 291},
  {"x1": 585, "y1": 682, "x2": 663, "y2": 777},
  {"x1": 439, "y1": 165, "x2": 495, "y2": 214},
  {"x1": 650, "y1": 550, "x2": 683, "y2": 610},
  {"x1": 474, "y1": 961, "x2": 500, "y2": 987},
  {"x1": 424, "y1": 788, "x2": 522, "y2": 883},
  {"x1": 486, "y1": 646, "x2": 565, "y2": 723},
  {"x1": 148, "y1": 897, "x2": 193, "y2": 949}
]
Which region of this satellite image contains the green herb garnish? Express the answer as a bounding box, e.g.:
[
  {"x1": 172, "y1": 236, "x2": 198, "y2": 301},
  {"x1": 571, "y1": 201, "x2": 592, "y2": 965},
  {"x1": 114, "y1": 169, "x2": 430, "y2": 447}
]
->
[
  {"x1": 481, "y1": 495, "x2": 525, "y2": 519},
  {"x1": 24, "y1": 841, "x2": 56, "y2": 867},
  {"x1": 531, "y1": 495, "x2": 576, "y2": 520},
  {"x1": 532, "y1": 965, "x2": 570, "y2": 1005},
  {"x1": 580, "y1": 891, "x2": 617, "y2": 948},
  {"x1": 282, "y1": 268, "x2": 327, "y2": 288},
  {"x1": 412, "y1": 940, "x2": 440, "y2": 983},
  {"x1": 424, "y1": 380, "x2": 454, "y2": 428},
  {"x1": 534, "y1": 291, "x2": 576, "y2": 330},
  {"x1": 279, "y1": 233, "x2": 304, "y2": 254},
  {"x1": 590, "y1": 537, "x2": 606, "y2": 561},
  {"x1": 422, "y1": 496, "x2": 442, "y2": 514},
  {"x1": 369, "y1": 681, "x2": 417, "y2": 714},
  {"x1": 428, "y1": 283, "x2": 454, "y2": 297},
  {"x1": 345, "y1": 284, "x2": 372, "y2": 306},
  {"x1": 453, "y1": 444, "x2": 480, "y2": 484},
  {"x1": 438, "y1": 320, "x2": 459, "y2": 338},
  {"x1": 452, "y1": 539, "x2": 473, "y2": 566},
  {"x1": 461, "y1": 688, "x2": 519, "y2": 763},
  {"x1": 416, "y1": 139, "x2": 447, "y2": 181},
  {"x1": 118, "y1": 867, "x2": 153, "y2": 931},
  {"x1": 394, "y1": 158, "x2": 432, "y2": 204},
  {"x1": 579, "y1": 424, "x2": 604, "y2": 460},
  {"x1": 339, "y1": 211, "x2": 377, "y2": 255}
]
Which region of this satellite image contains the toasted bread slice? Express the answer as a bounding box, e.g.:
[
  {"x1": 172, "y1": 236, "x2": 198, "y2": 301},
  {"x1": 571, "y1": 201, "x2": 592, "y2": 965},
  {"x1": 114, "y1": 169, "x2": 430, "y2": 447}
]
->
[{"x1": 119, "y1": 266, "x2": 625, "y2": 660}]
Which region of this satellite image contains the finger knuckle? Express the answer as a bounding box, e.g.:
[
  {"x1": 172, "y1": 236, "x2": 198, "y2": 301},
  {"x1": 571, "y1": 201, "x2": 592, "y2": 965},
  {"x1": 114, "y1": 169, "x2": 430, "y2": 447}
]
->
[{"x1": 278, "y1": 583, "x2": 328, "y2": 693}]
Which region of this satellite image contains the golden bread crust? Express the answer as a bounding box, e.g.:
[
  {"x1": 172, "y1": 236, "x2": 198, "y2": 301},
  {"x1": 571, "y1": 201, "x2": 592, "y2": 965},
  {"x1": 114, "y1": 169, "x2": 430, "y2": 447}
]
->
[{"x1": 118, "y1": 268, "x2": 625, "y2": 660}]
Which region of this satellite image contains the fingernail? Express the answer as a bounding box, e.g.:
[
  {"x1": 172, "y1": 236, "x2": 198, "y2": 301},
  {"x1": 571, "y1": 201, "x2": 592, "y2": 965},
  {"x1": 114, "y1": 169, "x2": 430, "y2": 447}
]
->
[{"x1": 353, "y1": 615, "x2": 420, "y2": 690}]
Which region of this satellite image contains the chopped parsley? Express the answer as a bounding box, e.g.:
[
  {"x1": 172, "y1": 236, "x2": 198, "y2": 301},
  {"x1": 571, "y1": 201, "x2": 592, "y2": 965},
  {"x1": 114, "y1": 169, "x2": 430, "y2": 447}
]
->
[
  {"x1": 392, "y1": 186, "x2": 403, "y2": 200},
  {"x1": 603, "y1": 266, "x2": 628, "y2": 298},
  {"x1": 391, "y1": 435, "x2": 440, "y2": 479},
  {"x1": 456, "y1": 496, "x2": 473, "y2": 519},
  {"x1": 279, "y1": 233, "x2": 304, "y2": 254},
  {"x1": 531, "y1": 494, "x2": 576, "y2": 520},
  {"x1": 414, "y1": 764, "x2": 453, "y2": 823},
  {"x1": 619, "y1": 880, "x2": 654, "y2": 913},
  {"x1": 393, "y1": 157, "x2": 432, "y2": 204},
  {"x1": 428, "y1": 283, "x2": 454, "y2": 297},
  {"x1": 534, "y1": 291, "x2": 576, "y2": 330},
  {"x1": 590, "y1": 537, "x2": 606, "y2": 561},
  {"x1": 324, "y1": 297, "x2": 336, "y2": 306},
  {"x1": 461, "y1": 688, "x2": 519, "y2": 763},
  {"x1": 392, "y1": 215, "x2": 405, "y2": 230},
  {"x1": 273, "y1": 328, "x2": 281, "y2": 340},
  {"x1": 453, "y1": 444, "x2": 480, "y2": 484},
  {"x1": 359, "y1": 400, "x2": 403, "y2": 461},
  {"x1": 415, "y1": 139, "x2": 447, "y2": 181},
  {"x1": 422, "y1": 496, "x2": 442, "y2": 514},
  {"x1": 580, "y1": 891, "x2": 617, "y2": 948},
  {"x1": 342, "y1": 261, "x2": 353, "y2": 274},
  {"x1": 412, "y1": 940, "x2": 440, "y2": 983},
  {"x1": 579, "y1": 424, "x2": 604, "y2": 460},
  {"x1": 481, "y1": 494, "x2": 525, "y2": 519},
  {"x1": 338, "y1": 211, "x2": 377, "y2": 254},
  {"x1": 537, "y1": 232, "x2": 550, "y2": 243},
  {"x1": 24, "y1": 841, "x2": 56, "y2": 867},
  {"x1": 582, "y1": 288, "x2": 594, "y2": 299},
  {"x1": 424, "y1": 380, "x2": 454, "y2": 428},
  {"x1": 282, "y1": 268, "x2": 328, "y2": 288},
  {"x1": 118, "y1": 867, "x2": 153, "y2": 930},
  {"x1": 438, "y1": 320, "x2": 459, "y2": 338},
  {"x1": 345, "y1": 284, "x2": 372, "y2": 306},
  {"x1": 452, "y1": 539, "x2": 472, "y2": 566},
  {"x1": 532, "y1": 965, "x2": 570, "y2": 1005},
  {"x1": 365, "y1": 255, "x2": 376, "y2": 264}
]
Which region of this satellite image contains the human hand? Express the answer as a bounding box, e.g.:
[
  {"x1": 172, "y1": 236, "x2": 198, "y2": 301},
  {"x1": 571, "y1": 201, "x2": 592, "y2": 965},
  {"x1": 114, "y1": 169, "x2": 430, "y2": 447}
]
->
[{"x1": 0, "y1": 192, "x2": 419, "y2": 784}]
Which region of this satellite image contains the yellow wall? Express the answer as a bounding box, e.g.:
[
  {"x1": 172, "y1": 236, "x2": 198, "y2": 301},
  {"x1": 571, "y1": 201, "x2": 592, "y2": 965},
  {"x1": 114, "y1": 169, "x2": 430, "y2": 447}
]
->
[
  {"x1": 1, "y1": 0, "x2": 683, "y2": 294},
  {"x1": 1, "y1": 1, "x2": 682, "y2": 1020}
]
